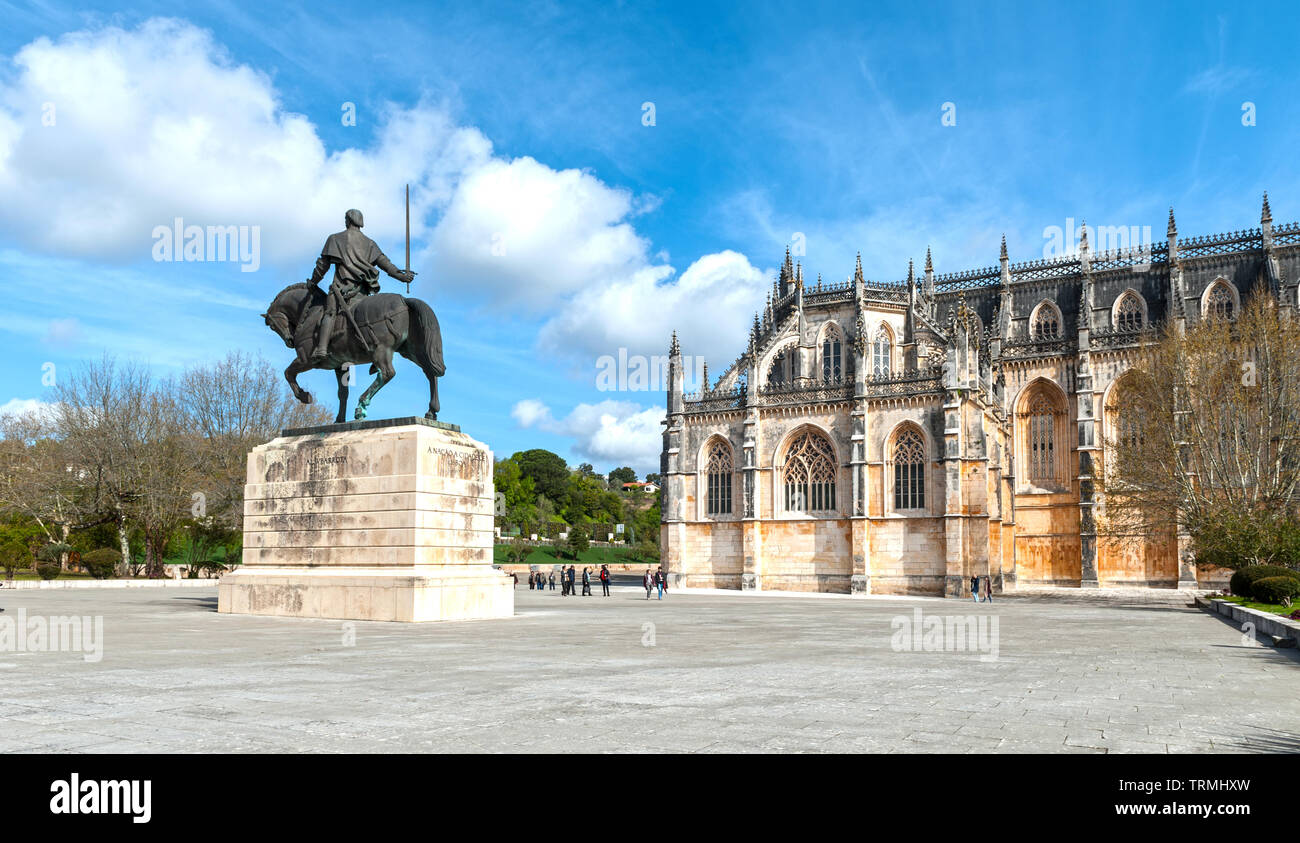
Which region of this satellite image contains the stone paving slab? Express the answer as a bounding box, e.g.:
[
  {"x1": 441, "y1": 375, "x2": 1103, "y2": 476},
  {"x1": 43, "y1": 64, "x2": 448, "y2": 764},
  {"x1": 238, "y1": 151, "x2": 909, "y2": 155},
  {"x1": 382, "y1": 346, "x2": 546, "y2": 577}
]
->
[{"x1": 0, "y1": 585, "x2": 1297, "y2": 753}]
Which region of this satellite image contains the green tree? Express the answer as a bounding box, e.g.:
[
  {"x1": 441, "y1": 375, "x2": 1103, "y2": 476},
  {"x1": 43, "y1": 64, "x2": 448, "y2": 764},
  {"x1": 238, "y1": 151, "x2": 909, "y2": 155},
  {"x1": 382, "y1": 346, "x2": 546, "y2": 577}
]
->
[
  {"x1": 513, "y1": 449, "x2": 570, "y2": 503},
  {"x1": 494, "y1": 457, "x2": 538, "y2": 524},
  {"x1": 566, "y1": 525, "x2": 590, "y2": 559},
  {"x1": 608, "y1": 466, "x2": 637, "y2": 487}
]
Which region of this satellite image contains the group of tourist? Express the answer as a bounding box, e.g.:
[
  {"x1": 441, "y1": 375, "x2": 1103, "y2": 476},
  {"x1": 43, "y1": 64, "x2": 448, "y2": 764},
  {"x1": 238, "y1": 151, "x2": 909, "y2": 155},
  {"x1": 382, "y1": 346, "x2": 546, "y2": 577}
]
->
[
  {"x1": 526, "y1": 564, "x2": 612, "y2": 597},
  {"x1": 970, "y1": 574, "x2": 995, "y2": 602},
  {"x1": 643, "y1": 567, "x2": 668, "y2": 600},
  {"x1": 520, "y1": 564, "x2": 670, "y2": 599}
]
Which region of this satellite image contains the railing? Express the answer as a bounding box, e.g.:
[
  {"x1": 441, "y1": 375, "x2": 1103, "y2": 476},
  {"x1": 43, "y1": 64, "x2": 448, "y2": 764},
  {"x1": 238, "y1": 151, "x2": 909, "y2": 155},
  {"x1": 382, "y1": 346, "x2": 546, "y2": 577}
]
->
[
  {"x1": 756, "y1": 378, "x2": 854, "y2": 406},
  {"x1": 1177, "y1": 228, "x2": 1262, "y2": 259},
  {"x1": 683, "y1": 385, "x2": 746, "y2": 412},
  {"x1": 1001, "y1": 336, "x2": 1073, "y2": 358},
  {"x1": 863, "y1": 367, "x2": 944, "y2": 397}
]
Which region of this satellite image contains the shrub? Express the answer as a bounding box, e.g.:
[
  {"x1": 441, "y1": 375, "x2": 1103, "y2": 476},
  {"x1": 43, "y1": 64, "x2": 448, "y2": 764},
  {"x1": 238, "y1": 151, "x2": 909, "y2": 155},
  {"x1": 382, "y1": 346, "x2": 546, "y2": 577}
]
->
[
  {"x1": 82, "y1": 548, "x2": 122, "y2": 579},
  {"x1": 506, "y1": 539, "x2": 530, "y2": 565},
  {"x1": 1251, "y1": 576, "x2": 1300, "y2": 606},
  {"x1": 35, "y1": 560, "x2": 62, "y2": 580},
  {"x1": 0, "y1": 539, "x2": 31, "y2": 579},
  {"x1": 1229, "y1": 565, "x2": 1300, "y2": 598}
]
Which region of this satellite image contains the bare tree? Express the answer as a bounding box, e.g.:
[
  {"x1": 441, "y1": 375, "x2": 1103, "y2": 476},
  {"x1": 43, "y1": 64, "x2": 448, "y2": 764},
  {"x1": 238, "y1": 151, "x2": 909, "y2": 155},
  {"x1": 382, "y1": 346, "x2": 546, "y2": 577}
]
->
[{"x1": 1102, "y1": 290, "x2": 1300, "y2": 567}]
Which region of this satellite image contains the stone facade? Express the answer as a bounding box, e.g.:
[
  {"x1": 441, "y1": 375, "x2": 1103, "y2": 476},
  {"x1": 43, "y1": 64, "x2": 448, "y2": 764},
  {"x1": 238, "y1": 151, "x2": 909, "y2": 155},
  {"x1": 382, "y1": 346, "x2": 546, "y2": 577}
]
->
[{"x1": 663, "y1": 198, "x2": 1298, "y2": 597}]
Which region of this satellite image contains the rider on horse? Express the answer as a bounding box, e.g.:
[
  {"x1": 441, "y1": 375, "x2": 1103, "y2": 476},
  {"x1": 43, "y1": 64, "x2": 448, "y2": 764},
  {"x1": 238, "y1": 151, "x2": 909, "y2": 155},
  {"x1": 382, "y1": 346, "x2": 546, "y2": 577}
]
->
[{"x1": 308, "y1": 208, "x2": 415, "y2": 363}]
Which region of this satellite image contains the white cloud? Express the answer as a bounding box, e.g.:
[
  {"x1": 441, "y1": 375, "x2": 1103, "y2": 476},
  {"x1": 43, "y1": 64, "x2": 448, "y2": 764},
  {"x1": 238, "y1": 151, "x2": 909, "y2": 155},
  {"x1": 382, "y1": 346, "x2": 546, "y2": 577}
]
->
[
  {"x1": 430, "y1": 156, "x2": 654, "y2": 310},
  {"x1": 512, "y1": 398, "x2": 663, "y2": 471},
  {"x1": 537, "y1": 249, "x2": 769, "y2": 369},
  {"x1": 0, "y1": 397, "x2": 54, "y2": 419},
  {"x1": 0, "y1": 18, "x2": 490, "y2": 266}
]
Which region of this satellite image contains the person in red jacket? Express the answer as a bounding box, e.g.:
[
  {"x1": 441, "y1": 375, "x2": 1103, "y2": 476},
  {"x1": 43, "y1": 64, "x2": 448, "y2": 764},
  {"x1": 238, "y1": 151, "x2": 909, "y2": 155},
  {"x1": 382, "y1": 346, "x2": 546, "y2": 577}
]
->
[{"x1": 599, "y1": 564, "x2": 610, "y2": 597}]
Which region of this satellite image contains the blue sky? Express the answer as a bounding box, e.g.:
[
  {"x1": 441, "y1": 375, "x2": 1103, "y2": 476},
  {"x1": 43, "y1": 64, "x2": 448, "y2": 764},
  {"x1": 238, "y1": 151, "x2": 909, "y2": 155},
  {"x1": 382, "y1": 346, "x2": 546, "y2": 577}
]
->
[{"x1": 0, "y1": 0, "x2": 1295, "y2": 473}]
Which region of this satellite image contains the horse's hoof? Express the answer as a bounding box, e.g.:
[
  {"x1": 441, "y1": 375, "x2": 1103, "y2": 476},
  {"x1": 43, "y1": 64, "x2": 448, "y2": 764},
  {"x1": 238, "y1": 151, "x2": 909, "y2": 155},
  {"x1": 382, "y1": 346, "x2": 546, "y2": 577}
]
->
[
  {"x1": 425, "y1": 412, "x2": 437, "y2": 421},
  {"x1": 354, "y1": 408, "x2": 367, "y2": 421},
  {"x1": 301, "y1": 392, "x2": 313, "y2": 405}
]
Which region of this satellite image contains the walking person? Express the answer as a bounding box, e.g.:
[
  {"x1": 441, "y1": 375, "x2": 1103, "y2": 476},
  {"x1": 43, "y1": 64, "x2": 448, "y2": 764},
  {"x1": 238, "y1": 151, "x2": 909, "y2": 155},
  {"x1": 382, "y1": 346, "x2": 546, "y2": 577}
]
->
[
  {"x1": 528, "y1": 572, "x2": 535, "y2": 591},
  {"x1": 582, "y1": 567, "x2": 591, "y2": 596},
  {"x1": 655, "y1": 567, "x2": 665, "y2": 600},
  {"x1": 549, "y1": 570, "x2": 556, "y2": 591},
  {"x1": 599, "y1": 564, "x2": 610, "y2": 597},
  {"x1": 643, "y1": 567, "x2": 653, "y2": 599},
  {"x1": 983, "y1": 575, "x2": 994, "y2": 603},
  {"x1": 971, "y1": 573, "x2": 980, "y2": 603}
]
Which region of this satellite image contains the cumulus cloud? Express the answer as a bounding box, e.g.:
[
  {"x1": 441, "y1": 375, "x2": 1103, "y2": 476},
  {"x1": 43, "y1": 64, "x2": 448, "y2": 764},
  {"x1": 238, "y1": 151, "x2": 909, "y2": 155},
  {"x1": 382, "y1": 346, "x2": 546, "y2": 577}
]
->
[
  {"x1": 0, "y1": 18, "x2": 490, "y2": 266},
  {"x1": 538, "y1": 249, "x2": 769, "y2": 368},
  {"x1": 431, "y1": 156, "x2": 654, "y2": 310},
  {"x1": 512, "y1": 398, "x2": 663, "y2": 471}
]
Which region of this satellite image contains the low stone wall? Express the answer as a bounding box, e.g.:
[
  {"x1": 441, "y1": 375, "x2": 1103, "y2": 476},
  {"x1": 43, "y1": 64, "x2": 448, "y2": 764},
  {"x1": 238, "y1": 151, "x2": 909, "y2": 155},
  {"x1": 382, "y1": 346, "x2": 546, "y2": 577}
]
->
[
  {"x1": 0, "y1": 578, "x2": 220, "y2": 590},
  {"x1": 1197, "y1": 596, "x2": 1300, "y2": 646}
]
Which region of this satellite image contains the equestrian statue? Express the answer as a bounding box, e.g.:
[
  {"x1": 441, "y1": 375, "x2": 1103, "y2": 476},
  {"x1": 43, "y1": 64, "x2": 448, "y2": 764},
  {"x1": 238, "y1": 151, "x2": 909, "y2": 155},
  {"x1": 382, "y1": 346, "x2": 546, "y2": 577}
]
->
[{"x1": 262, "y1": 192, "x2": 446, "y2": 422}]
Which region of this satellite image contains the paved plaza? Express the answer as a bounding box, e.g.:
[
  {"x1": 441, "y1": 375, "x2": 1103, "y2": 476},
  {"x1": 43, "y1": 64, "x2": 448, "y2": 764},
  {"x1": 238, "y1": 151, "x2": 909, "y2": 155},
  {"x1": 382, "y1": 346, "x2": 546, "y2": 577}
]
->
[{"x1": 1, "y1": 583, "x2": 1297, "y2": 753}]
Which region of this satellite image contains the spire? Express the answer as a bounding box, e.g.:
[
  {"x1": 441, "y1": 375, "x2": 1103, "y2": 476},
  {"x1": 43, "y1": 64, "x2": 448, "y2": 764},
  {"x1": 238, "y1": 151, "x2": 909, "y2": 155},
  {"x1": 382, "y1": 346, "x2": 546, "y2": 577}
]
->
[
  {"x1": 924, "y1": 246, "x2": 933, "y2": 274},
  {"x1": 752, "y1": 312, "x2": 761, "y2": 339},
  {"x1": 854, "y1": 252, "x2": 864, "y2": 284},
  {"x1": 1262, "y1": 191, "x2": 1273, "y2": 225},
  {"x1": 701, "y1": 360, "x2": 709, "y2": 392},
  {"x1": 907, "y1": 257, "x2": 915, "y2": 284},
  {"x1": 999, "y1": 234, "x2": 1008, "y2": 263},
  {"x1": 669, "y1": 330, "x2": 680, "y2": 357},
  {"x1": 1166, "y1": 207, "x2": 1177, "y2": 239},
  {"x1": 795, "y1": 261, "x2": 804, "y2": 289},
  {"x1": 1078, "y1": 220, "x2": 1089, "y2": 254}
]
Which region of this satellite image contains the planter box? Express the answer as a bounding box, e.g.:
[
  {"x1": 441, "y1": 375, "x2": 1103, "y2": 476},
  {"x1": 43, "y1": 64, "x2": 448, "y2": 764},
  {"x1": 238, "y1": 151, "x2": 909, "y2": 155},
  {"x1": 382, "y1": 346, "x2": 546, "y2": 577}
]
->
[{"x1": 1197, "y1": 596, "x2": 1300, "y2": 647}]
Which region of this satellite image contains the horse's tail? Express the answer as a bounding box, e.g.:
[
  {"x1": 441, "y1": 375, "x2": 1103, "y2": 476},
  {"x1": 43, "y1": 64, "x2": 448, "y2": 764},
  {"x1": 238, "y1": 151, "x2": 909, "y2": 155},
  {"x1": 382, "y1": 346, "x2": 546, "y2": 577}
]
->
[{"x1": 405, "y1": 297, "x2": 445, "y2": 377}]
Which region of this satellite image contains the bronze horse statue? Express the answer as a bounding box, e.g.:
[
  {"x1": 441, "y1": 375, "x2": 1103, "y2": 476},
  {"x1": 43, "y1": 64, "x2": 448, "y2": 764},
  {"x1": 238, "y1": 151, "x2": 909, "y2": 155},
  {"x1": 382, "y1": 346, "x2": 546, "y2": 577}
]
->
[{"x1": 262, "y1": 283, "x2": 445, "y2": 422}]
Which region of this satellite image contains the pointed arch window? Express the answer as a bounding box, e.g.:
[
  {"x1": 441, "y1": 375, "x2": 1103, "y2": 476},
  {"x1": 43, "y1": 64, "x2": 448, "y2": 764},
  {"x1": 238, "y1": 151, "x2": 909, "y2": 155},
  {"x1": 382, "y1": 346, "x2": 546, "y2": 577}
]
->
[
  {"x1": 822, "y1": 328, "x2": 843, "y2": 383},
  {"x1": 892, "y1": 427, "x2": 926, "y2": 511},
  {"x1": 872, "y1": 325, "x2": 892, "y2": 377},
  {"x1": 705, "y1": 439, "x2": 733, "y2": 516},
  {"x1": 1205, "y1": 281, "x2": 1235, "y2": 320},
  {"x1": 1032, "y1": 302, "x2": 1061, "y2": 340},
  {"x1": 783, "y1": 431, "x2": 836, "y2": 513},
  {"x1": 1026, "y1": 394, "x2": 1060, "y2": 484},
  {"x1": 1115, "y1": 293, "x2": 1144, "y2": 331}
]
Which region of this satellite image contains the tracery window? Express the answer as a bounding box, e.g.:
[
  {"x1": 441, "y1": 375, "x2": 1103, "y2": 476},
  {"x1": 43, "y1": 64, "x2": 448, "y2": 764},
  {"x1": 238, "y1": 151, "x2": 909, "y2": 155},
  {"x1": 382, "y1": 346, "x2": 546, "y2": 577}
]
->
[
  {"x1": 1115, "y1": 293, "x2": 1144, "y2": 331},
  {"x1": 1032, "y1": 302, "x2": 1061, "y2": 340},
  {"x1": 705, "y1": 439, "x2": 733, "y2": 516},
  {"x1": 1026, "y1": 394, "x2": 1060, "y2": 484},
  {"x1": 892, "y1": 428, "x2": 926, "y2": 510},
  {"x1": 822, "y1": 328, "x2": 843, "y2": 382},
  {"x1": 1205, "y1": 281, "x2": 1235, "y2": 320},
  {"x1": 872, "y1": 325, "x2": 892, "y2": 377},
  {"x1": 783, "y1": 431, "x2": 836, "y2": 513}
]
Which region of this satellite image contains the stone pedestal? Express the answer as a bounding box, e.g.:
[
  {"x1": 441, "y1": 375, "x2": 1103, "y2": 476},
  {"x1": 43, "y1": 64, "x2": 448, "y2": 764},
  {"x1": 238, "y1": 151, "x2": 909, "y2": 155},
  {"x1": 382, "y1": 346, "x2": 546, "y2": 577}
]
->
[{"x1": 218, "y1": 417, "x2": 513, "y2": 623}]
